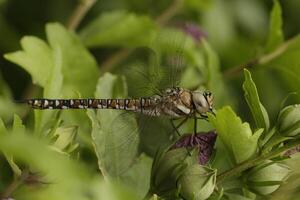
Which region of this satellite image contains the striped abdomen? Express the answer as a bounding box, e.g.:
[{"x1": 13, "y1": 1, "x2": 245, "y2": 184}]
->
[{"x1": 23, "y1": 98, "x2": 161, "y2": 115}]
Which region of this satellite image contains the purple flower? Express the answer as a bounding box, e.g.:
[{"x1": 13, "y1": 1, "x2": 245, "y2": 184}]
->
[
  {"x1": 178, "y1": 22, "x2": 207, "y2": 42},
  {"x1": 171, "y1": 131, "x2": 217, "y2": 165}
]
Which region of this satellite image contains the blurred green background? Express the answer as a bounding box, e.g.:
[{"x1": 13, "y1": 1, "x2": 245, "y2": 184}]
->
[
  {"x1": 2, "y1": 0, "x2": 300, "y2": 118},
  {"x1": 1, "y1": 0, "x2": 300, "y2": 199}
]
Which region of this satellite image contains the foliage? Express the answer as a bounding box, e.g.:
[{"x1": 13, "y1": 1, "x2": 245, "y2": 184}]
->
[{"x1": 1, "y1": 0, "x2": 300, "y2": 200}]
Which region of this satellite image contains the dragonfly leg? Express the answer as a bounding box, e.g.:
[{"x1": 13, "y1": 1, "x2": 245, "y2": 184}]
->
[
  {"x1": 194, "y1": 117, "x2": 198, "y2": 134},
  {"x1": 190, "y1": 117, "x2": 198, "y2": 145},
  {"x1": 193, "y1": 116, "x2": 212, "y2": 146},
  {"x1": 170, "y1": 117, "x2": 192, "y2": 156},
  {"x1": 197, "y1": 114, "x2": 209, "y2": 122},
  {"x1": 169, "y1": 117, "x2": 188, "y2": 139}
]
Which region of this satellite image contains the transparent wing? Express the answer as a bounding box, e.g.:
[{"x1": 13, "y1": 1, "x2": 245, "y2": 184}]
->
[
  {"x1": 105, "y1": 107, "x2": 174, "y2": 160},
  {"x1": 99, "y1": 29, "x2": 194, "y2": 163},
  {"x1": 138, "y1": 114, "x2": 173, "y2": 156},
  {"x1": 123, "y1": 28, "x2": 189, "y2": 98},
  {"x1": 89, "y1": 109, "x2": 140, "y2": 177},
  {"x1": 123, "y1": 55, "x2": 163, "y2": 98},
  {"x1": 149, "y1": 28, "x2": 188, "y2": 90}
]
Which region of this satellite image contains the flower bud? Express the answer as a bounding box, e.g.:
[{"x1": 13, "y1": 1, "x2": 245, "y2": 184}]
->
[
  {"x1": 150, "y1": 131, "x2": 217, "y2": 198},
  {"x1": 278, "y1": 104, "x2": 300, "y2": 136},
  {"x1": 245, "y1": 160, "x2": 290, "y2": 195},
  {"x1": 177, "y1": 164, "x2": 216, "y2": 200},
  {"x1": 151, "y1": 148, "x2": 190, "y2": 198},
  {"x1": 51, "y1": 126, "x2": 79, "y2": 153}
]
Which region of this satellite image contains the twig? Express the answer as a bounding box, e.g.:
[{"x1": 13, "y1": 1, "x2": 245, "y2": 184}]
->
[
  {"x1": 155, "y1": 0, "x2": 184, "y2": 26},
  {"x1": 101, "y1": 49, "x2": 133, "y2": 73},
  {"x1": 100, "y1": 0, "x2": 184, "y2": 72},
  {"x1": 222, "y1": 59, "x2": 258, "y2": 79},
  {"x1": 258, "y1": 36, "x2": 297, "y2": 65},
  {"x1": 1, "y1": 170, "x2": 29, "y2": 199},
  {"x1": 67, "y1": 0, "x2": 98, "y2": 31},
  {"x1": 223, "y1": 36, "x2": 300, "y2": 79},
  {"x1": 216, "y1": 138, "x2": 300, "y2": 184}
]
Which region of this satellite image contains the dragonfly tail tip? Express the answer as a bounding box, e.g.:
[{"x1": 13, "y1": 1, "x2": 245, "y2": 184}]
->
[{"x1": 13, "y1": 99, "x2": 29, "y2": 104}]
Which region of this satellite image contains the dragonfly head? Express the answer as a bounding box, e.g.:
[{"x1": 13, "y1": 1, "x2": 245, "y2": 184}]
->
[{"x1": 192, "y1": 91, "x2": 214, "y2": 115}]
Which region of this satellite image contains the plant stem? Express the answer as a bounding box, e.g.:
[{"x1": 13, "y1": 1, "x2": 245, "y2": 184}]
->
[
  {"x1": 217, "y1": 138, "x2": 300, "y2": 184},
  {"x1": 67, "y1": 0, "x2": 97, "y2": 31},
  {"x1": 100, "y1": 0, "x2": 184, "y2": 72},
  {"x1": 101, "y1": 49, "x2": 133, "y2": 73},
  {"x1": 1, "y1": 170, "x2": 29, "y2": 199},
  {"x1": 222, "y1": 59, "x2": 258, "y2": 79},
  {"x1": 155, "y1": 0, "x2": 184, "y2": 26},
  {"x1": 223, "y1": 36, "x2": 300, "y2": 79}
]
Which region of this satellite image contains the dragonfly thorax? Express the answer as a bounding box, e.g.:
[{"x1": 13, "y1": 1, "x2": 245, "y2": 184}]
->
[{"x1": 159, "y1": 88, "x2": 213, "y2": 118}]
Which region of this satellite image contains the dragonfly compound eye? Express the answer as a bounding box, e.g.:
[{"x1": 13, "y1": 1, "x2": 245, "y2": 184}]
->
[{"x1": 192, "y1": 92, "x2": 210, "y2": 114}]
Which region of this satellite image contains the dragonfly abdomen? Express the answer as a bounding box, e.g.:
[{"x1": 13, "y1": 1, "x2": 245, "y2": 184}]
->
[{"x1": 24, "y1": 98, "x2": 160, "y2": 112}]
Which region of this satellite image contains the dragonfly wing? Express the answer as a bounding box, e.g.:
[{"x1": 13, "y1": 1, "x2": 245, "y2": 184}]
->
[
  {"x1": 88, "y1": 109, "x2": 140, "y2": 178},
  {"x1": 123, "y1": 29, "x2": 190, "y2": 98},
  {"x1": 124, "y1": 59, "x2": 163, "y2": 97},
  {"x1": 138, "y1": 114, "x2": 173, "y2": 156},
  {"x1": 150, "y1": 28, "x2": 188, "y2": 89}
]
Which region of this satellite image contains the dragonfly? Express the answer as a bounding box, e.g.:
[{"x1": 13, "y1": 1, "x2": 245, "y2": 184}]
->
[
  {"x1": 20, "y1": 89, "x2": 213, "y2": 135},
  {"x1": 18, "y1": 29, "x2": 214, "y2": 138}
]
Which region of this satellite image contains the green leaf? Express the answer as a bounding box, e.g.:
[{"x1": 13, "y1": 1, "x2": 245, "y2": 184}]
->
[
  {"x1": 46, "y1": 23, "x2": 99, "y2": 97},
  {"x1": 3, "y1": 28, "x2": 61, "y2": 134},
  {"x1": 243, "y1": 69, "x2": 270, "y2": 132},
  {"x1": 43, "y1": 46, "x2": 63, "y2": 98},
  {"x1": 34, "y1": 45, "x2": 63, "y2": 133},
  {"x1": 45, "y1": 23, "x2": 99, "y2": 149},
  {"x1": 5, "y1": 23, "x2": 99, "y2": 135},
  {"x1": 12, "y1": 114, "x2": 26, "y2": 134},
  {"x1": 95, "y1": 73, "x2": 128, "y2": 98},
  {"x1": 4, "y1": 36, "x2": 53, "y2": 87},
  {"x1": 0, "y1": 99, "x2": 17, "y2": 124},
  {"x1": 208, "y1": 106, "x2": 262, "y2": 164},
  {"x1": 52, "y1": 125, "x2": 78, "y2": 153},
  {"x1": 0, "y1": 73, "x2": 21, "y2": 122},
  {"x1": 0, "y1": 117, "x2": 22, "y2": 176},
  {"x1": 265, "y1": 0, "x2": 284, "y2": 53},
  {"x1": 120, "y1": 154, "x2": 152, "y2": 199},
  {"x1": 5, "y1": 23, "x2": 99, "y2": 97},
  {"x1": 80, "y1": 11, "x2": 156, "y2": 48},
  {"x1": 87, "y1": 73, "x2": 139, "y2": 179},
  {"x1": 0, "y1": 130, "x2": 104, "y2": 200}
]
